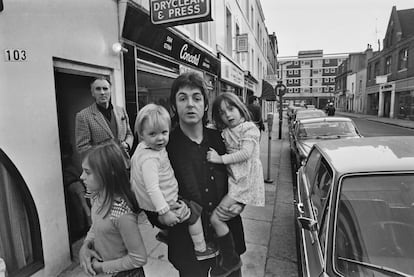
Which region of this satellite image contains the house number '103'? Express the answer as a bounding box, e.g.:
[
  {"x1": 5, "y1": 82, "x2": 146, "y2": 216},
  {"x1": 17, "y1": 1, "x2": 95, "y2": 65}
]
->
[{"x1": 4, "y1": 49, "x2": 27, "y2": 62}]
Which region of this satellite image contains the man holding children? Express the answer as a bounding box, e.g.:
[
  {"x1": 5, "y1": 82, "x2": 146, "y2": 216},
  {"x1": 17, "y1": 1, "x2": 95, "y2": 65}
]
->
[{"x1": 79, "y1": 72, "x2": 265, "y2": 277}]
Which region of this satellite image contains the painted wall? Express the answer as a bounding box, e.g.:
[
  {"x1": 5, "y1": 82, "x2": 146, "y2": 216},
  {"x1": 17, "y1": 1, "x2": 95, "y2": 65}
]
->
[{"x1": 0, "y1": 1, "x2": 123, "y2": 276}]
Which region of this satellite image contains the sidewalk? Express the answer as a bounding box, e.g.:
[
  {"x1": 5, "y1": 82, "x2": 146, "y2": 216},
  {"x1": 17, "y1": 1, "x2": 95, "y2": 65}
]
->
[
  {"x1": 59, "y1": 117, "x2": 298, "y2": 277},
  {"x1": 336, "y1": 111, "x2": 414, "y2": 130}
]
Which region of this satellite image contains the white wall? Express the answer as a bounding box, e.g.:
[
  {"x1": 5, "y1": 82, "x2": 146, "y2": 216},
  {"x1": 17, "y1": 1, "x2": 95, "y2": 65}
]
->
[{"x1": 0, "y1": 1, "x2": 122, "y2": 276}]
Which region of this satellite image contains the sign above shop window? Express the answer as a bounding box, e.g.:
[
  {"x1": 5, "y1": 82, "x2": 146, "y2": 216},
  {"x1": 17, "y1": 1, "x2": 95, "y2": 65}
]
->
[
  {"x1": 123, "y1": 5, "x2": 219, "y2": 75},
  {"x1": 150, "y1": 0, "x2": 212, "y2": 27},
  {"x1": 219, "y1": 54, "x2": 244, "y2": 88}
]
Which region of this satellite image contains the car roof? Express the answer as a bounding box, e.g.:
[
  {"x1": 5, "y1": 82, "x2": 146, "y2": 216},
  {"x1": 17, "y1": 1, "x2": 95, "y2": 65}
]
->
[
  {"x1": 298, "y1": 117, "x2": 352, "y2": 124},
  {"x1": 314, "y1": 136, "x2": 414, "y2": 174},
  {"x1": 296, "y1": 109, "x2": 326, "y2": 116}
]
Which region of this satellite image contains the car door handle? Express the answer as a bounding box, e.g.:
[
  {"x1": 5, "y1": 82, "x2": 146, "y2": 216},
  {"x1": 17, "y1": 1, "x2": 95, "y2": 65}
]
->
[{"x1": 297, "y1": 203, "x2": 304, "y2": 215}]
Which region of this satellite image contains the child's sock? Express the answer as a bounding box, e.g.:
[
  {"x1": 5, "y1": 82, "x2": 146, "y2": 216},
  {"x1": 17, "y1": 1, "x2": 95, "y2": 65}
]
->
[{"x1": 192, "y1": 233, "x2": 206, "y2": 252}]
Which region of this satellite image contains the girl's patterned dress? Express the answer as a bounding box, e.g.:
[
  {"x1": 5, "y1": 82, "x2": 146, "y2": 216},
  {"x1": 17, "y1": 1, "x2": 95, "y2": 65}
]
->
[{"x1": 222, "y1": 121, "x2": 265, "y2": 206}]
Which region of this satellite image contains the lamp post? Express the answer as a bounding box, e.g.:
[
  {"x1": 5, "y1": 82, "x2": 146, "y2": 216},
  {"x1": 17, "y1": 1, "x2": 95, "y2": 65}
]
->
[{"x1": 275, "y1": 81, "x2": 286, "y2": 139}]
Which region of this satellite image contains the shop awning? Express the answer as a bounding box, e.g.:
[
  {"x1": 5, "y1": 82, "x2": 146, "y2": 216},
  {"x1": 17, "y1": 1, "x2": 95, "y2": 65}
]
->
[{"x1": 261, "y1": 79, "x2": 276, "y2": 101}]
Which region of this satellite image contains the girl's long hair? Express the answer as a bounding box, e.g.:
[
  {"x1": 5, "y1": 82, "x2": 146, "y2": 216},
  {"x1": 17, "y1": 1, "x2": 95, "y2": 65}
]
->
[
  {"x1": 85, "y1": 141, "x2": 139, "y2": 217},
  {"x1": 211, "y1": 92, "x2": 251, "y2": 130}
]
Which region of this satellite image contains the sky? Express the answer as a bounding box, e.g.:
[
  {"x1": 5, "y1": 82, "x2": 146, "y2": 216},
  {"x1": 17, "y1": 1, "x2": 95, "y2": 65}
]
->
[{"x1": 260, "y1": 0, "x2": 414, "y2": 57}]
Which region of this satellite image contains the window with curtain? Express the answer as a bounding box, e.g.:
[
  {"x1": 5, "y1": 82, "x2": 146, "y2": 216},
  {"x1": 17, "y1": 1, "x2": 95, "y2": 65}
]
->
[
  {"x1": 385, "y1": 56, "x2": 392, "y2": 74},
  {"x1": 0, "y1": 149, "x2": 43, "y2": 276},
  {"x1": 398, "y1": 48, "x2": 408, "y2": 70}
]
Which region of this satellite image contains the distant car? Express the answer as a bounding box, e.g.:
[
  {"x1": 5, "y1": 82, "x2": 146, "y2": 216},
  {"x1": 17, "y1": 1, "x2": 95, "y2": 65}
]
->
[
  {"x1": 295, "y1": 136, "x2": 414, "y2": 277},
  {"x1": 290, "y1": 109, "x2": 327, "y2": 133},
  {"x1": 305, "y1": 104, "x2": 315, "y2": 109},
  {"x1": 290, "y1": 117, "x2": 361, "y2": 171}
]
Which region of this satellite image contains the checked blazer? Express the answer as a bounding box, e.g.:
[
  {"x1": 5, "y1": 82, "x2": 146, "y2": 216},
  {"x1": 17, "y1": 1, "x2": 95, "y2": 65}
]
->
[{"x1": 75, "y1": 103, "x2": 134, "y2": 156}]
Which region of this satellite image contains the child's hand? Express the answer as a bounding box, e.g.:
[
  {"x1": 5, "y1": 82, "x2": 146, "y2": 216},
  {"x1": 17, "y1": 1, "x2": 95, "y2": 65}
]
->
[
  {"x1": 160, "y1": 211, "x2": 180, "y2": 227},
  {"x1": 207, "y1": 148, "x2": 223, "y2": 164}
]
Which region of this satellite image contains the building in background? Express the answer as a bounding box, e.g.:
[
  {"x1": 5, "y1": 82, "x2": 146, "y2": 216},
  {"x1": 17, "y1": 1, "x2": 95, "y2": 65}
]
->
[
  {"x1": 365, "y1": 6, "x2": 414, "y2": 119},
  {"x1": 277, "y1": 50, "x2": 348, "y2": 109},
  {"x1": 214, "y1": 0, "x2": 270, "y2": 101},
  {"x1": 335, "y1": 46, "x2": 375, "y2": 113}
]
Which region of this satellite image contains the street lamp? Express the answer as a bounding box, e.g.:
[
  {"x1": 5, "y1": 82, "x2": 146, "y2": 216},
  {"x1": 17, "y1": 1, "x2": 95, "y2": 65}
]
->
[{"x1": 275, "y1": 81, "x2": 286, "y2": 139}]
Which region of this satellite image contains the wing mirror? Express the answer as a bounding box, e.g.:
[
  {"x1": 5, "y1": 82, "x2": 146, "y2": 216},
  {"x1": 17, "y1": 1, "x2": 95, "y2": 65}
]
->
[{"x1": 297, "y1": 216, "x2": 317, "y2": 232}]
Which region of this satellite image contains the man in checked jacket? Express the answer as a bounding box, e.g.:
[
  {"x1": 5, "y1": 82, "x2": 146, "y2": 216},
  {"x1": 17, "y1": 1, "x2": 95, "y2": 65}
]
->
[{"x1": 75, "y1": 77, "x2": 133, "y2": 159}]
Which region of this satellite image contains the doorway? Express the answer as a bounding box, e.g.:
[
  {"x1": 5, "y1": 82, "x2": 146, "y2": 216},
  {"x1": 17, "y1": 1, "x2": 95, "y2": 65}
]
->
[
  {"x1": 383, "y1": 92, "x2": 391, "y2": 117},
  {"x1": 54, "y1": 71, "x2": 94, "y2": 248}
]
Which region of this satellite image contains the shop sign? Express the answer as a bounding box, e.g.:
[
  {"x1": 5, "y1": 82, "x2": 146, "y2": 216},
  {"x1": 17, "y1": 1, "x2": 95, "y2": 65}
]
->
[
  {"x1": 123, "y1": 6, "x2": 219, "y2": 75},
  {"x1": 376, "y1": 75, "x2": 387, "y2": 84},
  {"x1": 245, "y1": 79, "x2": 255, "y2": 91},
  {"x1": 150, "y1": 0, "x2": 212, "y2": 26},
  {"x1": 236, "y1": 34, "x2": 248, "y2": 53},
  {"x1": 220, "y1": 54, "x2": 244, "y2": 88}
]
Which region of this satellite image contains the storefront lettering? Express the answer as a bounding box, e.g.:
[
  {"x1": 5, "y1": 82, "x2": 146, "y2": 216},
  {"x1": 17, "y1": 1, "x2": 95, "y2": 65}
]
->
[
  {"x1": 180, "y1": 44, "x2": 200, "y2": 66},
  {"x1": 152, "y1": 0, "x2": 201, "y2": 20}
]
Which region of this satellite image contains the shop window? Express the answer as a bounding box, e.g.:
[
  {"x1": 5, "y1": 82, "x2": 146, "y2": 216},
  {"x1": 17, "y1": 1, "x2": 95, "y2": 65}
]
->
[
  {"x1": 0, "y1": 149, "x2": 44, "y2": 276},
  {"x1": 137, "y1": 71, "x2": 176, "y2": 112},
  {"x1": 398, "y1": 48, "x2": 408, "y2": 71}
]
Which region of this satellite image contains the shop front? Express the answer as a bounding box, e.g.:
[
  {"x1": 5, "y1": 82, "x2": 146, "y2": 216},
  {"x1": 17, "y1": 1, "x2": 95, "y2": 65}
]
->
[
  {"x1": 244, "y1": 71, "x2": 259, "y2": 101},
  {"x1": 121, "y1": 4, "x2": 219, "y2": 133},
  {"x1": 218, "y1": 53, "x2": 244, "y2": 99},
  {"x1": 394, "y1": 77, "x2": 414, "y2": 120}
]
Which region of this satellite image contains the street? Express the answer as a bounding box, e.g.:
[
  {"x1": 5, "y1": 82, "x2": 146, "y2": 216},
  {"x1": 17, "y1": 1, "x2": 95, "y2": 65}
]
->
[{"x1": 352, "y1": 117, "x2": 414, "y2": 137}]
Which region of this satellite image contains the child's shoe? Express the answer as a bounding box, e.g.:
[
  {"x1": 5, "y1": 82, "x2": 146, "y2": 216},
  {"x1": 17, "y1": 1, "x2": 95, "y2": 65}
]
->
[{"x1": 209, "y1": 232, "x2": 242, "y2": 277}]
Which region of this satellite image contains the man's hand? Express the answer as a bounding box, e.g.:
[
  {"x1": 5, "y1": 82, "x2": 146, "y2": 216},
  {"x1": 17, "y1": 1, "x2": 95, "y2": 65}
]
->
[
  {"x1": 215, "y1": 203, "x2": 245, "y2": 221},
  {"x1": 79, "y1": 241, "x2": 102, "y2": 276},
  {"x1": 206, "y1": 148, "x2": 223, "y2": 164},
  {"x1": 159, "y1": 211, "x2": 180, "y2": 227},
  {"x1": 91, "y1": 258, "x2": 104, "y2": 275}
]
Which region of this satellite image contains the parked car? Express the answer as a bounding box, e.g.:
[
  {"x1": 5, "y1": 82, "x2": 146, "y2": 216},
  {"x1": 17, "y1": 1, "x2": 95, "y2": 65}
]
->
[
  {"x1": 290, "y1": 117, "x2": 361, "y2": 171},
  {"x1": 295, "y1": 136, "x2": 414, "y2": 277},
  {"x1": 289, "y1": 109, "x2": 327, "y2": 134}
]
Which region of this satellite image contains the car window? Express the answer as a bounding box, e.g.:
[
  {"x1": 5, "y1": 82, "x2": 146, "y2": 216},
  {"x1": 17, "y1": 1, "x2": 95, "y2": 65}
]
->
[
  {"x1": 310, "y1": 159, "x2": 333, "y2": 222},
  {"x1": 300, "y1": 121, "x2": 358, "y2": 138},
  {"x1": 304, "y1": 149, "x2": 321, "y2": 188},
  {"x1": 318, "y1": 194, "x2": 331, "y2": 257},
  {"x1": 334, "y1": 173, "x2": 414, "y2": 276}
]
